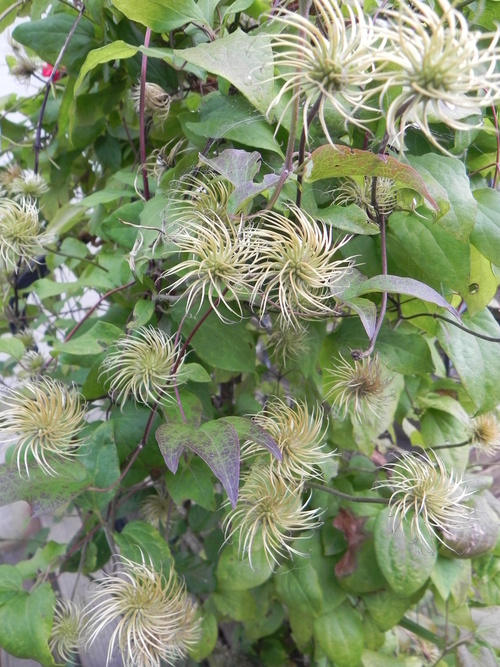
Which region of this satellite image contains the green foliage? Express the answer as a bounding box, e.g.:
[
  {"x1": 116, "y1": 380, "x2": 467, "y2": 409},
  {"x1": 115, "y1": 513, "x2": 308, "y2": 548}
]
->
[{"x1": 0, "y1": 0, "x2": 500, "y2": 665}]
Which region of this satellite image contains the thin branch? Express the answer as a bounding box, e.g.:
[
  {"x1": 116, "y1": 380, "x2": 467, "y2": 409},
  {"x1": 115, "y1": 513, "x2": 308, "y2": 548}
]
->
[
  {"x1": 295, "y1": 94, "x2": 321, "y2": 208},
  {"x1": 34, "y1": 4, "x2": 86, "y2": 173},
  {"x1": 172, "y1": 293, "x2": 225, "y2": 374},
  {"x1": 359, "y1": 194, "x2": 387, "y2": 358},
  {"x1": 402, "y1": 311, "x2": 500, "y2": 343},
  {"x1": 139, "y1": 28, "x2": 152, "y2": 201},
  {"x1": 306, "y1": 481, "x2": 388, "y2": 504},
  {"x1": 64, "y1": 280, "x2": 136, "y2": 342},
  {"x1": 0, "y1": 0, "x2": 23, "y2": 24},
  {"x1": 399, "y1": 617, "x2": 446, "y2": 650},
  {"x1": 266, "y1": 0, "x2": 312, "y2": 211}
]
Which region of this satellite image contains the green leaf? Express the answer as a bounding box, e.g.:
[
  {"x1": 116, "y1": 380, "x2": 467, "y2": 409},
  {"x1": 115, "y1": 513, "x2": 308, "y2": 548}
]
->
[
  {"x1": 275, "y1": 559, "x2": 324, "y2": 617},
  {"x1": 77, "y1": 421, "x2": 120, "y2": 511},
  {"x1": 184, "y1": 95, "x2": 283, "y2": 155},
  {"x1": 305, "y1": 145, "x2": 438, "y2": 210},
  {"x1": 175, "y1": 305, "x2": 256, "y2": 373},
  {"x1": 74, "y1": 40, "x2": 139, "y2": 91},
  {"x1": 431, "y1": 557, "x2": 471, "y2": 604},
  {"x1": 15, "y1": 542, "x2": 66, "y2": 581},
  {"x1": 0, "y1": 584, "x2": 57, "y2": 667},
  {"x1": 313, "y1": 601, "x2": 364, "y2": 667},
  {"x1": 315, "y1": 204, "x2": 380, "y2": 236},
  {"x1": 112, "y1": 0, "x2": 206, "y2": 31},
  {"x1": 344, "y1": 274, "x2": 459, "y2": 319},
  {"x1": 188, "y1": 611, "x2": 218, "y2": 662},
  {"x1": 212, "y1": 587, "x2": 257, "y2": 620},
  {"x1": 182, "y1": 363, "x2": 212, "y2": 383},
  {"x1": 471, "y1": 188, "x2": 500, "y2": 264},
  {"x1": 465, "y1": 245, "x2": 498, "y2": 316},
  {"x1": 165, "y1": 456, "x2": 216, "y2": 511},
  {"x1": 114, "y1": 521, "x2": 173, "y2": 572},
  {"x1": 216, "y1": 543, "x2": 273, "y2": 591},
  {"x1": 0, "y1": 565, "x2": 23, "y2": 605},
  {"x1": 0, "y1": 336, "x2": 24, "y2": 359},
  {"x1": 387, "y1": 211, "x2": 470, "y2": 296},
  {"x1": 129, "y1": 300, "x2": 156, "y2": 330},
  {"x1": 374, "y1": 507, "x2": 437, "y2": 596},
  {"x1": 375, "y1": 328, "x2": 435, "y2": 375},
  {"x1": 162, "y1": 389, "x2": 203, "y2": 427},
  {"x1": 53, "y1": 321, "x2": 123, "y2": 356},
  {"x1": 407, "y1": 154, "x2": 477, "y2": 241},
  {"x1": 365, "y1": 590, "x2": 414, "y2": 632},
  {"x1": 420, "y1": 410, "x2": 470, "y2": 475},
  {"x1": 470, "y1": 606, "x2": 500, "y2": 650},
  {"x1": 177, "y1": 30, "x2": 274, "y2": 114},
  {"x1": 437, "y1": 309, "x2": 500, "y2": 413},
  {"x1": 13, "y1": 15, "x2": 99, "y2": 75},
  {"x1": 361, "y1": 651, "x2": 409, "y2": 667},
  {"x1": 0, "y1": 462, "x2": 90, "y2": 517}
]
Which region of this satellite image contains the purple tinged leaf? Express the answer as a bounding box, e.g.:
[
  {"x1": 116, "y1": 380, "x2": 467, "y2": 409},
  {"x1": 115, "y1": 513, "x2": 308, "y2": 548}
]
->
[
  {"x1": 347, "y1": 275, "x2": 459, "y2": 319},
  {"x1": 305, "y1": 145, "x2": 439, "y2": 211},
  {"x1": 340, "y1": 297, "x2": 377, "y2": 339},
  {"x1": 197, "y1": 421, "x2": 240, "y2": 508},
  {"x1": 200, "y1": 149, "x2": 261, "y2": 186},
  {"x1": 221, "y1": 416, "x2": 282, "y2": 461},
  {"x1": 0, "y1": 462, "x2": 90, "y2": 518},
  {"x1": 155, "y1": 422, "x2": 206, "y2": 473}
]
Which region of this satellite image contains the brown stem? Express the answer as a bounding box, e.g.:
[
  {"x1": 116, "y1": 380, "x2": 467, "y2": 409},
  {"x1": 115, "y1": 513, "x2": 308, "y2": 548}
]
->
[
  {"x1": 402, "y1": 311, "x2": 500, "y2": 343},
  {"x1": 34, "y1": 4, "x2": 86, "y2": 173},
  {"x1": 64, "y1": 280, "x2": 136, "y2": 342},
  {"x1": 139, "y1": 28, "x2": 152, "y2": 201},
  {"x1": 307, "y1": 481, "x2": 388, "y2": 504}
]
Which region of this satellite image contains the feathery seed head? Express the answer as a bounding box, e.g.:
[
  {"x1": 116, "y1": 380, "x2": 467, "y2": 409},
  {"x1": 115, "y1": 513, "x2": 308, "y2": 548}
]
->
[
  {"x1": 377, "y1": 0, "x2": 500, "y2": 151},
  {"x1": 83, "y1": 556, "x2": 200, "y2": 667},
  {"x1": 333, "y1": 177, "x2": 398, "y2": 219},
  {"x1": 49, "y1": 598, "x2": 83, "y2": 664},
  {"x1": 140, "y1": 483, "x2": 171, "y2": 531},
  {"x1": 245, "y1": 398, "x2": 334, "y2": 482},
  {"x1": 268, "y1": 0, "x2": 383, "y2": 144},
  {"x1": 252, "y1": 205, "x2": 354, "y2": 324},
  {"x1": 375, "y1": 450, "x2": 474, "y2": 550},
  {"x1": 0, "y1": 377, "x2": 87, "y2": 477},
  {"x1": 470, "y1": 412, "x2": 500, "y2": 456},
  {"x1": 0, "y1": 198, "x2": 54, "y2": 271},
  {"x1": 223, "y1": 466, "x2": 322, "y2": 569},
  {"x1": 325, "y1": 353, "x2": 392, "y2": 420},
  {"x1": 131, "y1": 83, "x2": 171, "y2": 126},
  {"x1": 162, "y1": 211, "x2": 258, "y2": 320},
  {"x1": 9, "y1": 169, "x2": 49, "y2": 200},
  {"x1": 100, "y1": 326, "x2": 184, "y2": 408},
  {"x1": 166, "y1": 174, "x2": 233, "y2": 226},
  {"x1": 9, "y1": 51, "x2": 41, "y2": 82},
  {"x1": 267, "y1": 316, "x2": 310, "y2": 367}
]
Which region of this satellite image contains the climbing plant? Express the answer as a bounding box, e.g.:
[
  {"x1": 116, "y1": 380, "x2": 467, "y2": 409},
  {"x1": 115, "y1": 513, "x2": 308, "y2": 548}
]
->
[{"x1": 0, "y1": 0, "x2": 500, "y2": 665}]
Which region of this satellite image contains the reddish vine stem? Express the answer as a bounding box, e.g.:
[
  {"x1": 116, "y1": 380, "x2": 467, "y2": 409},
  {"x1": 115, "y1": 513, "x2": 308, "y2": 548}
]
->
[
  {"x1": 295, "y1": 94, "x2": 322, "y2": 209},
  {"x1": 34, "y1": 4, "x2": 86, "y2": 173},
  {"x1": 64, "y1": 280, "x2": 136, "y2": 342},
  {"x1": 358, "y1": 190, "x2": 388, "y2": 359},
  {"x1": 266, "y1": 0, "x2": 312, "y2": 211},
  {"x1": 139, "y1": 28, "x2": 152, "y2": 201},
  {"x1": 171, "y1": 291, "x2": 226, "y2": 374}
]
